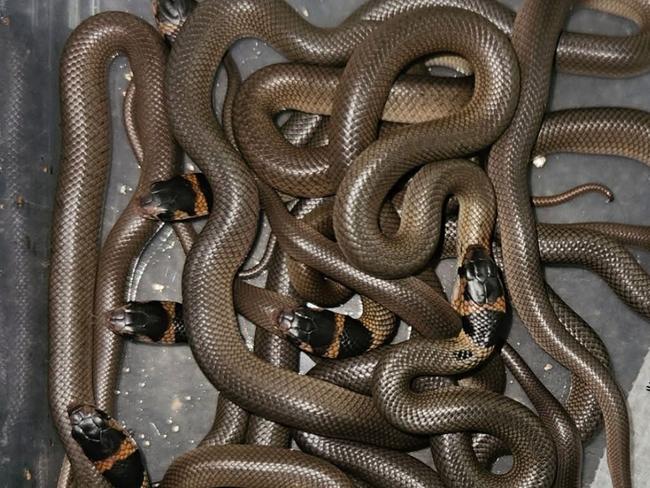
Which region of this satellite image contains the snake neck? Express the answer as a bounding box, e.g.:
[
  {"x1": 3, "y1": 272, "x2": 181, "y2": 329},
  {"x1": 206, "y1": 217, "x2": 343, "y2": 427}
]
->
[{"x1": 452, "y1": 245, "x2": 508, "y2": 359}]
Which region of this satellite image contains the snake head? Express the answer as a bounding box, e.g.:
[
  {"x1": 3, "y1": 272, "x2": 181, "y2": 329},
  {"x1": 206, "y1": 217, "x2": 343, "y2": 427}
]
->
[
  {"x1": 109, "y1": 301, "x2": 170, "y2": 343},
  {"x1": 458, "y1": 246, "x2": 504, "y2": 305},
  {"x1": 153, "y1": 0, "x2": 197, "y2": 43},
  {"x1": 139, "y1": 173, "x2": 211, "y2": 222},
  {"x1": 69, "y1": 404, "x2": 148, "y2": 486},
  {"x1": 68, "y1": 404, "x2": 125, "y2": 462},
  {"x1": 278, "y1": 307, "x2": 336, "y2": 356},
  {"x1": 456, "y1": 246, "x2": 508, "y2": 348},
  {"x1": 277, "y1": 307, "x2": 372, "y2": 358}
]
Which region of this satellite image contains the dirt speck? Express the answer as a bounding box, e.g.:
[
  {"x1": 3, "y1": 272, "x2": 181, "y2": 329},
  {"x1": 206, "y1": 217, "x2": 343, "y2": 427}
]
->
[
  {"x1": 170, "y1": 397, "x2": 183, "y2": 412},
  {"x1": 532, "y1": 155, "x2": 547, "y2": 168}
]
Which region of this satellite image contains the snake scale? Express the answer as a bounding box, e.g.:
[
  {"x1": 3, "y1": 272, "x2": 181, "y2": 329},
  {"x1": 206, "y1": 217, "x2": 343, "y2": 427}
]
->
[{"x1": 45, "y1": 0, "x2": 650, "y2": 486}]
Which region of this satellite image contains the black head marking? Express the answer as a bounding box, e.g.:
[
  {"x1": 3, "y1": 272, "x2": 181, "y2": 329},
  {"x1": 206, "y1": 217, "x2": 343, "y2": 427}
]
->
[
  {"x1": 154, "y1": 0, "x2": 197, "y2": 42},
  {"x1": 278, "y1": 307, "x2": 336, "y2": 356},
  {"x1": 139, "y1": 175, "x2": 199, "y2": 221},
  {"x1": 458, "y1": 245, "x2": 504, "y2": 305},
  {"x1": 108, "y1": 301, "x2": 169, "y2": 342},
  {"x1": 337, "y1": 316, "x2": 372, "y2": 358},
  {"x1": 68, "y1": 405, "x2": 125, "y2": 462},
  {"x1": 454, "y1": 349, "x2": 474, "y2": 360},
  {"x1": 104, "y1": 453, "x2": 147, "y2": 488}
]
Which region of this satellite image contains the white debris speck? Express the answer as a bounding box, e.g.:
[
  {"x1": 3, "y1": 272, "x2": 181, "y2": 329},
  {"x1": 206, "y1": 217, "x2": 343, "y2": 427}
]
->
[
  {"x1": 119, "y1": 184, "x2": 127, "y2": 194},
  {"x1": 544, "y1": 363, "x2": 553, "y2": 371},
  {"x1": 166, "y1": 418, "x2": 173, "y2": 425},
  {"x1": 139, "y1": 433, "x2": 145, "y2": 440},
  {"x1": 138, "y1": 382, "x2": 146, "y2": 388},
  {"x1": 143, "y1": 440, "x2": 151, "y2": 447},
  {"x1": 125, "y1": 71, "x2": 133, "y2": 81},
  {"x1": 150, "y1": 422, "x2": 162, "y2": 436},
  {"x1": 301, "y1": 7, "x2": 309, "y2": 17},
  {"x1": 184, "y1": 395, "x2": 192, "y2": 401},
  {"x1": 123, "y1": 367, "x2": 130, "y2": 373},
  {"x1": 171, "y1": 425, "x2": 180, "y2": 433},
  {"x1": 171, "y1": 397, "x2": 183, "y2": 412},
  {"x1": 115, "y1": 390, "x2": 121, "y2": 395},
  {"x1": 532, "y1": 155, "x2": 546, "y2": 168},
  {"x1": 151, "y1": 283, "x2": 165, "y2": 292}
]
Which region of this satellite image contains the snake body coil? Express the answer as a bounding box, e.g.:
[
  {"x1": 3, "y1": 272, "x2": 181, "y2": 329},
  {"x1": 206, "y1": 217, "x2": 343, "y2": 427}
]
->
[{"x1": 48, "y1": 0, "x2": 650, "y2": 486}]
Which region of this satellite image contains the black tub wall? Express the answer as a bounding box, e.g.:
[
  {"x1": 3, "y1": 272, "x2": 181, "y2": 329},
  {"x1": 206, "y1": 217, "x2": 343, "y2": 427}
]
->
[{"x1": 1, "y1": 0, "x2": 68, "y2": 485}]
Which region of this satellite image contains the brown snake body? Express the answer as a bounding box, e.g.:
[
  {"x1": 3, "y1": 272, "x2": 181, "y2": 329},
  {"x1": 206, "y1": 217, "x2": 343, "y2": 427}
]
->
[
  {"x1": 48, "y1": 0, "x2": 650, "y2": 485},
  {"x1": 486, "y1": 4, "x2": 634, "y2": 488},
  {"x1": 167, "y1": 2, "x2": 519, "y2": 451},
  {"x1": 50, "y1": 12, "x2": 175, "y2": 487}
]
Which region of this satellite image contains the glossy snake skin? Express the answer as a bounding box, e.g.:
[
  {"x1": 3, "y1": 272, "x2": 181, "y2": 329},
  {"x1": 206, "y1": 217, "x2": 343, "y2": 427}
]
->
[{"x1": 48, "y1": 0, "x2": 650, "y2": 486}]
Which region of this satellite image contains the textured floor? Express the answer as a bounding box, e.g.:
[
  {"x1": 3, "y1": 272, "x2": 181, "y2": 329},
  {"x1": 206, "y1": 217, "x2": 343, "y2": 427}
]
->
[{"x1": 0, "y1": 0, "x2": 648, "y2": 486}]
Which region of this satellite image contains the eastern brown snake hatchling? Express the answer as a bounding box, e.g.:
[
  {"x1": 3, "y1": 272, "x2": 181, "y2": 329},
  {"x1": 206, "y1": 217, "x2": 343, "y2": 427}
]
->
[{"x1": 47, "y1": 0, "x2": 650, "y2": 487}]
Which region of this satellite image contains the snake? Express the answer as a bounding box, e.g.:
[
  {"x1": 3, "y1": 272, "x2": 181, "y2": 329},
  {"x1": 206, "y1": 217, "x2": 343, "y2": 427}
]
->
[
  {"x1": 164, "y1": 2, "x2": 556, "y2": 485},
  {"x1": 108, "y1": 281, "x2": 397, "y2": 359},
  {"x1": 49, "y1": 10, "x2": 181, "y2": 487},
  {"x1": 162, "y1": 445, "x2": 354, "y2": 487},
  {"x1": 167, "y1": 0, "x2": 644, "y2": 484},
  {"x1": 49, "y1": 0, "x2": 650, "y2": 485},
  {"x1": 68, "y1": 405, "x2": 150, "y2": 488},
  {"x1": 330, "y1": 4, "x2": 636, "y2": 487},
  {"x1": 484, "y1": 2, "x2": 630, "y2": 487},
  {"x1": 134, "y1": 185, "x2": 399, "y2": 357}
]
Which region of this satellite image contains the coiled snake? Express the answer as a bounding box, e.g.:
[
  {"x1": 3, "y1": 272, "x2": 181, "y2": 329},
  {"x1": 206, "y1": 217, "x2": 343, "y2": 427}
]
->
[{"x1": 48, "y1": 0, "x2": 650, "y2": 486}]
